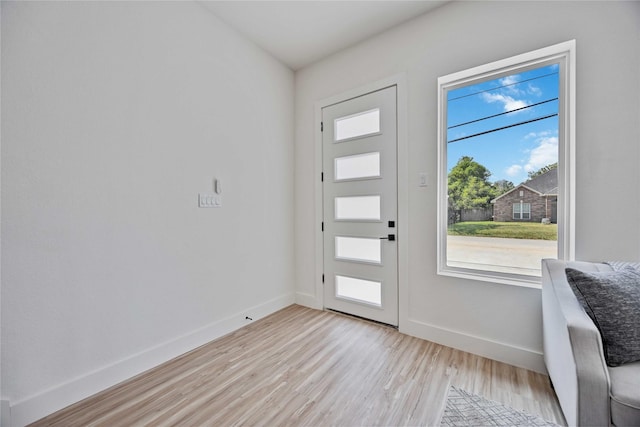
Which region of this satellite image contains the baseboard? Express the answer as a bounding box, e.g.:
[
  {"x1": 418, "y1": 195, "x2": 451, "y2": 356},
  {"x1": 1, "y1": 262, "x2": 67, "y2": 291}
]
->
[
  {"x1": 8, "y1": 293, "x2": 295, "y2": 427},
  {"x1": 294, "y1": 291, "x2": 321, "y2": 310},
  {"x1": 400, "y1": 318, "x2": 547, "y2": 374}
]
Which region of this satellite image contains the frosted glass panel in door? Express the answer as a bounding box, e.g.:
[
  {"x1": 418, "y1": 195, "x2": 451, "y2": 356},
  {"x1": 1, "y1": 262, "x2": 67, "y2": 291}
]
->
[
  {"x1": 334, "y1": 152, "x2": 380, "y2": 181},
  {"x1": 334, "y1": 108, "x2": 380, "y2": 142},
  {"x1": 335, "y1": 196, "x2": 381, "y2": 221},
  {"x1": 335, "y1": 236, "x2": 381, "y2": 264},
  {"x1": 335, "y1": 275, "x2": 382, "y2": 306}
]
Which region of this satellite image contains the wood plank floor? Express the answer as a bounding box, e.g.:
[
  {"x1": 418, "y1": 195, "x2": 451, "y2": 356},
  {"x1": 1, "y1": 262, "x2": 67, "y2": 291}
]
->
[{"x1": 30, "y1": 305, "x2": 566, "y2": 426}]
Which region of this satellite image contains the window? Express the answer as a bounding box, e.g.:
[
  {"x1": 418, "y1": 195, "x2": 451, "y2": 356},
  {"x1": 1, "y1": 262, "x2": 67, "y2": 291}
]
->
[
  {"x1": 513, "y1": 202, "x2": 531, "y2": 220},
  {"x1": 334, "y1": 152, "x2": 380, "y2": 181},
  {"x1": 437, "y1": 41, "x2": 575, "y2": 286},
  {"x1": 334, "y1": 108, "x2": 381, "y2": 142}
]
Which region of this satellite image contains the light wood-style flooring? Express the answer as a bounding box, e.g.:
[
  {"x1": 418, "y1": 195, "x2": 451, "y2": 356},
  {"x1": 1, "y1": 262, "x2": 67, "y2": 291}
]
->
[{"x1": 30, "y1": 305, "x2": 566, "y2": 426}]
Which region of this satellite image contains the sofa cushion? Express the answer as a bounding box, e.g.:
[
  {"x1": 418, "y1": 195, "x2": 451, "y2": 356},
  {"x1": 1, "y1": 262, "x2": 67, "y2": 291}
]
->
[
  {"x1": 608, "y1": 361, "x2": 640, "y2": 426},
  {"x1": 606, "y1": 261, "x2": 640, "y2": 271},
  {"x1": 565, "y1": 267, "x2": 640, "y2": 366}
]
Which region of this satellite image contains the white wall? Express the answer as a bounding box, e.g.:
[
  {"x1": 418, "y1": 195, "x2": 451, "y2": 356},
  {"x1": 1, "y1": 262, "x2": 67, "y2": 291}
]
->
[
  {"x1": 295, "y1": 1, "x2": 640, "y2": 372},
  {"x1": 1, "y1": 2, "x2": 294, "y2": 425}
]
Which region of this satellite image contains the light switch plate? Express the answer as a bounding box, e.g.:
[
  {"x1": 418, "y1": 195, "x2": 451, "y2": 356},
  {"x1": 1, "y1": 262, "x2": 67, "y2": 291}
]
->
[
  {"x1": 418, "y1": 173, "x2": 428, "y2": 187},
  {"x1": 199, "y1": 192, "x2": 222, "y2": 208}
]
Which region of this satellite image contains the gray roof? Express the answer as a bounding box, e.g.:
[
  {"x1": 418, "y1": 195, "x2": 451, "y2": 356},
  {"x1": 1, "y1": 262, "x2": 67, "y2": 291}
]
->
[{"x1": 522, "y1": 168, "x2": 558, "y2": 195}]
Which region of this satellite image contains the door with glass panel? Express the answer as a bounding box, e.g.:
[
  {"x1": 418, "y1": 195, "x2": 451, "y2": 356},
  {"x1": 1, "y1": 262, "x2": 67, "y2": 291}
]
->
[{"x1": 322, "y1": 86, "x2": 397, "y2": 326}]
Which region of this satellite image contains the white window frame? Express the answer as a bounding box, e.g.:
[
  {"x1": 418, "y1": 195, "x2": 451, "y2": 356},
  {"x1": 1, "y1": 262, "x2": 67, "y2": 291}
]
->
[
  {"x1": 437, "y1": 41, "x2": 575, "y2": 287},
  {"x1": 513, "y1": 202, "x2": 531, "y2": 220}
]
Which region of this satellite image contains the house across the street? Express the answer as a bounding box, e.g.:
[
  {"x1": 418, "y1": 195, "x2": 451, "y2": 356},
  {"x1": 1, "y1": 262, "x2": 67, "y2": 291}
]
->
[{"x1": 491, "y1": 169, "x2": 558, "y2": 223}]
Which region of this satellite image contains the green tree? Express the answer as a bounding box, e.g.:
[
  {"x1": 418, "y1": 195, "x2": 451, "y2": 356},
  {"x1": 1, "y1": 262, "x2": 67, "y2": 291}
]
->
[
  {"x1": 493, "y1": 179, "x2": 514, "y2": 195},
  {"x1": 448, "y1": 156, "x2": 497, "y2": 209},
  {"x1": 528, "y1": 162, "x2": 558, "y2": 179}
]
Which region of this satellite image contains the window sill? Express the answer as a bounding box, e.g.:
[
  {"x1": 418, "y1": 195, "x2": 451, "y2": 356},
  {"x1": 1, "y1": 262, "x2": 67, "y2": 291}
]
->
[{"x1": 438, "y1": 265, "x2": 542, "y2": 289}]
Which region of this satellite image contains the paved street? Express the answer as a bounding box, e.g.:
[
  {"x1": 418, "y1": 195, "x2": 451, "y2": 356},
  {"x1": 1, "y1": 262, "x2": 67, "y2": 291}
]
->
[{"x1": 447, "y1": 235, "x2": 557, "y2": 276}]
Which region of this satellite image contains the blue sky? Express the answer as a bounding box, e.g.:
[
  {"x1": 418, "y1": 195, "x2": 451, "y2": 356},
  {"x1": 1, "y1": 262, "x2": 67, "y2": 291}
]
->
[{"x1": 447, "y1": 64, "x2": 559, "y2": 185}]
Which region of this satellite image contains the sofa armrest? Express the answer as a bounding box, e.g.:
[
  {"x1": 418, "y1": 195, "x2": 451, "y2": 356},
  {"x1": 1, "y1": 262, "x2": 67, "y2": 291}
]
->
[{"x1": 542, "y1": 259, "x2": 611, "y2": 426}]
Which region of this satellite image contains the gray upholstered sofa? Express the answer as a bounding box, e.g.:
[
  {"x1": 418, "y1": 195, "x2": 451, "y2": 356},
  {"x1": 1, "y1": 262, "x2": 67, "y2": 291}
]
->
[{"x1": 542, "y1": 259, "x2": 640, "y2": 426}]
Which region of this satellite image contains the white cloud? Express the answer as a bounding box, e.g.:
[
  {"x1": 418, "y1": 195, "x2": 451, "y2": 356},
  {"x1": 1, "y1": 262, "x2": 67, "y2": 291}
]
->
[
  {"x1": 527, "y1": 83, "x2": 542, "y2": 96},
  {"x1": 500, "y1": 75, "x2": 521, "y2": 94},
  {"x1": 501, "y1": 75, "x2": 519, "y2": 86},
  {"x1": 524, "y1": 137, "x2": 558, "y2": 172},
  {"x1": 505, "y1": 135, "x2": 558, "y2": 181},
  {"x1": 505, "y1": 164, "x2": 523, "y2": 177},
  {"x1": 481, "y1": 93, "x2": 528, "y2": 112},
  {"x1": 525, "y1": 130, "x2": 551, "y2": 139}
]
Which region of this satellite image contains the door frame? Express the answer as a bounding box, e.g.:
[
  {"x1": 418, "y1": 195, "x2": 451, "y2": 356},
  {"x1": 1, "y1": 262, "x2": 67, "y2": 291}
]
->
[{"x1": 314, "y1": 73, "x2": 408, "y2": 329}]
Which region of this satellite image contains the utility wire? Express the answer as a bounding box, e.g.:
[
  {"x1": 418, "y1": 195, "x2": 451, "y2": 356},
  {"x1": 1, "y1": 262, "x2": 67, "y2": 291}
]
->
[
  {"x1": 448, "y1": 98, "x2": 558, "y2": 129},
  {"x1": 448, "y1": 72, "x2": 559, "y2": 102},
  {"x1": 447, "y1": 113, "x2": 558, "y2": 144}
]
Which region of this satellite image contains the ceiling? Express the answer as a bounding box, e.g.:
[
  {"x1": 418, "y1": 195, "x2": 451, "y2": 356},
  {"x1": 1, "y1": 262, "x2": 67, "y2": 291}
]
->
[{"x1": 200, "y1": 1, "x2": 449, "y2": 70}]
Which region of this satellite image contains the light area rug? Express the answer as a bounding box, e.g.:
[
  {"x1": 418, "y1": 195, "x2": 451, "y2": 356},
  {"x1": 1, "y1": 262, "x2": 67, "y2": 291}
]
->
[{"x1": 440, "y1": 386, "x2": 559, "y2": 426}]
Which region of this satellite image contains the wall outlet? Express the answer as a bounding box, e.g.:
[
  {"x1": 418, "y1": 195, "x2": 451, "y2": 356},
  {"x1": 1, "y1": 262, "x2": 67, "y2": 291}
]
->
[{"x1": 199, "y1": 192, "x2": 222, "y2": 208}]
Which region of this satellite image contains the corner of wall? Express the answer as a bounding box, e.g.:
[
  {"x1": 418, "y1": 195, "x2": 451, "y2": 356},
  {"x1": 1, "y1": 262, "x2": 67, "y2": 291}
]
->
[{"x1": 295, "y1": 292, "x2": 321, "y2": 310}]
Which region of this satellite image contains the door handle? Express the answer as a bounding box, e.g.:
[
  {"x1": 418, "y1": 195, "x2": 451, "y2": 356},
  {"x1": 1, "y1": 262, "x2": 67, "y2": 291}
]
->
[{"x1": 379, "y1": 234, "x2": 396, "y2": 241}]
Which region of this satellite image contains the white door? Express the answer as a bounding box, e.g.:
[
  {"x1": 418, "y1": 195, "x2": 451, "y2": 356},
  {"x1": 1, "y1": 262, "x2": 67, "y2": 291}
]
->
[{"x1": 322, "y1": 86, "x2": 398, "y2": 326}]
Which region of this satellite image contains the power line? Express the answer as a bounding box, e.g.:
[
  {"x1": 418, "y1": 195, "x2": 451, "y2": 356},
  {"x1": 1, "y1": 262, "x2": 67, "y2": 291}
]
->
[
  {"x1": 447, "y1": 113, "x2": 558, "y2": 144},
  {"x1": 448, "y1": 98, "x2": 558, "y2": 129},
  {"x1": 448, "y1": 72, "x2": 559, "y2": 102}
]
